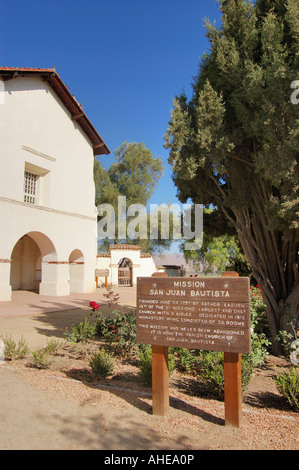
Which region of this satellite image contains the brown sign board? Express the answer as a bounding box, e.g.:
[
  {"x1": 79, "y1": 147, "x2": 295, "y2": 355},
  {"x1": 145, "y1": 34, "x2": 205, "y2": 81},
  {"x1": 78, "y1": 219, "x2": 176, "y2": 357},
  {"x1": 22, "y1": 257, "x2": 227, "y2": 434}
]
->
[
  {"x1": 136, "y1": 276, "x2": 251, "y2": 354},
  {"x1": 95, "y1": 269, "x2": 109, "y2": 277}
]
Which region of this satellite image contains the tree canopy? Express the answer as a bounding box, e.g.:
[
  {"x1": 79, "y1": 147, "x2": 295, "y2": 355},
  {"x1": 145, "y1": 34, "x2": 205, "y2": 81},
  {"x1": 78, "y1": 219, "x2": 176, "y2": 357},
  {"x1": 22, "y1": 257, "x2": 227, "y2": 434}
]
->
[
  {"x1": 94, "y1": 141, "x2": 169, "y2": 253},
  {"x1": 164, "y1": 0, "x2": 299, "y2": 352}
]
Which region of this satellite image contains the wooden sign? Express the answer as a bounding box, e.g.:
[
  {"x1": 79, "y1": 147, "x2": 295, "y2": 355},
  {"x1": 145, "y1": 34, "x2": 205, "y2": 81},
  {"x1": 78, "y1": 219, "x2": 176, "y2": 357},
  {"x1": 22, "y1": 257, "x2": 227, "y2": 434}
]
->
[
  {"x1": 136, "y1": 276, "x2": 251, "y2": 354},
  {"x1": 95, "y1": 269, "x2": 109, "y2": 277}
]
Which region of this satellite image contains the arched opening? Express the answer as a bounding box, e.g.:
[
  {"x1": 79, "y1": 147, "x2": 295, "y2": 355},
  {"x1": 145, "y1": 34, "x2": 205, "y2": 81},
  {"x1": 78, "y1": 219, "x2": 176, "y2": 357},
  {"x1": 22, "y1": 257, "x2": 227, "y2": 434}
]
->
[
  {"x1": 118, "y1": 258, "x2": 132, "y2": 286},
  {"x1": 69, "y1": 249, "x2": 85, "y2": 293},
  {"x1": 10, "y1": 232, "x2": 56, "y2": 293}
]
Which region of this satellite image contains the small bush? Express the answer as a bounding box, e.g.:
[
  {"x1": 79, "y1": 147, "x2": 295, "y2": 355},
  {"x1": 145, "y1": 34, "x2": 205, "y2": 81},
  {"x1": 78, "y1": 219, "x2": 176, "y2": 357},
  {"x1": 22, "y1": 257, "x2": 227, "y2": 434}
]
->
[
  {"x1": 95, "y1": 309, "x2": 137, "y2": 355},
  {"x1": 196, "y1": 351, "x2": 254, "y2": 399},
  {"x1": 64, "y1": 317, "x2": 96, "y2": 343},
  {"x1": 272, "y1": 367, "x2": 299, "y2": 411},
  {"x1": 31, "y1": 348, "x2": 53, "y2": 369},
  {"x1": 250, "y1": 286, "x2": 269, "y2": 335},
  {"x1": 138, "y1": 345, "x2": 175, "y2": 387},
  {"x1": 89, "y1": 348, "x2": 115, "y2": 378},
  {"x1": 173, "y1": 347, "x2": 196, "y2": 373},
  {"x1": 1, "y1": 334, "x2": 29, "y2": 360},
  {"x1": 138, "y1": 345, "x2": 152, "y2": 386},
  {"x1": 196, "y1": 351, "x2": 225, "y2": 398},
  {"x1": 44, "y1": 338, "x2": 62, "y2": 354}
]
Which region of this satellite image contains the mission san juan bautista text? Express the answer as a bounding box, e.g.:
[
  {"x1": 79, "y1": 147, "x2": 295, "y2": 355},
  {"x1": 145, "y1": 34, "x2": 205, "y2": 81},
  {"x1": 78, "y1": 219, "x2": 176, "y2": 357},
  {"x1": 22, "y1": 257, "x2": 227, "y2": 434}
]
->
[
  {"x1": 148, "y1": 279, "x2": 231, "y2": 298},
  {"x1": 136, "y1": 277, "x2": 251, "y2": 354}
]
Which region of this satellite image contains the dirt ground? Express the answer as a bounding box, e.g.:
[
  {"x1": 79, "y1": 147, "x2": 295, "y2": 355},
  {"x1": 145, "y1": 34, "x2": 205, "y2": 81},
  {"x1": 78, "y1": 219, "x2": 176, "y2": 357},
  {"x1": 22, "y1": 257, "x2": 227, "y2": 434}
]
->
[{"x1": 0, "y1": 291, "x2": 298, "y2": 451}]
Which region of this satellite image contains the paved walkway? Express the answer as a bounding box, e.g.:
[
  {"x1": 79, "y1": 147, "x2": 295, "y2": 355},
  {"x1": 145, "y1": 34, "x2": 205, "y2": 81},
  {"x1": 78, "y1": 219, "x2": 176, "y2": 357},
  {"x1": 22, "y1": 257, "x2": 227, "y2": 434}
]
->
[
  {"x1": 0, "y1": 286, "x2": 137, "y2": 319},
  {"x1": 0, "y1": 287, "x2": 137, "y2": 350}
]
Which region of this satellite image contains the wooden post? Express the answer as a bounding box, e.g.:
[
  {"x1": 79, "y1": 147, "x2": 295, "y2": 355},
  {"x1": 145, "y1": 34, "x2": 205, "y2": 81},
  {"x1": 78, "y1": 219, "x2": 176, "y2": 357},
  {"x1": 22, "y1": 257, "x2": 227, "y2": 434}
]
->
[
  {"x1": 222, "y1": 271, "x2": 242, "y2": 428},
  {"x1": 224, "y1": 351, "x2": 242, "y2": 427},
  {"x1": 152, "y1": 345, "x2": 169, "y2": 416},
  {"x1": 151, "y1": 272, "x2": 169, "y2": 416}
]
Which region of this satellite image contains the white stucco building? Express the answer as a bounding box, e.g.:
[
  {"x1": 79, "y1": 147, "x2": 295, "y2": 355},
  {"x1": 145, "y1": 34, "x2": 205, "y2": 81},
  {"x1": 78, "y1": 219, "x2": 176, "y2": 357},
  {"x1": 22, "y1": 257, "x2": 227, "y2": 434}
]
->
[
  {"x1": 0, "y1": 66, "x2": 110, "y2": 301},
  {"x1": 96, "y1": 245, "x2": 157, "y2": 287}
]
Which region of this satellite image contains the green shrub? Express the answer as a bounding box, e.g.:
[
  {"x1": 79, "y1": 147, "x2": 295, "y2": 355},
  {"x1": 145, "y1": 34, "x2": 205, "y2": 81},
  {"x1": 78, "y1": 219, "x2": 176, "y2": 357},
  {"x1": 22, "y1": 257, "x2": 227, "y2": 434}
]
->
[
  {"x1": 95, "y1": 309, "x2": 137, "y2": 355},
  {"x1": 138, "y1": 345, "x2": 152, "y2": 386},
  {"x1": 196, "y1": 351, "x2": 254, "y2": 399},
  {"x1": 272, "y1": 367, "x2": 299, "y2": 411},
  {"x1": 196, "y1": 351, "x2": 225, "y2": 398},
  {"x1": 64, "y1": 317, "x2": 96, "y2": 343},
  {"x1": 1, "y1": 334, "x2": 29, "y2": 360},
  {"x1": 250, "y1": 286, "x2": 269, "y2": 335},
  {"x1": 44, "y1": 338, "x2": 62, "y2": 354},
  {"x1": 275, "y1": 330, "x2": 296, "y2": 357},
  {"x1": 31, "y1": 348, "x2": 53, "y2": 369},
  {"x1": 174, "y1": 348, "x2": 196, "y2": 373},
  {"x1": 89, "y1": 348, "x2": 115, "y2": 378},
  {"x1": 138, "y1": 345, "x2": 175, "y2": 387}
]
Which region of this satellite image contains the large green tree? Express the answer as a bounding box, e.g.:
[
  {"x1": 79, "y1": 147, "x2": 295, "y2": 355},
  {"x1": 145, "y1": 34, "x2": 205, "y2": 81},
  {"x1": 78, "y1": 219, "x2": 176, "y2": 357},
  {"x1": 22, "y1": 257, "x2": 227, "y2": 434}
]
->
[
  {"x1": 165, "y1": 0, "x2": 299, "y2": 353},
  {"x1": 95, "y1": 141, "x2": 164, "y2": 207},
  {"x1": 94, "y1": 141, "x2": 170, "y2": 253}
]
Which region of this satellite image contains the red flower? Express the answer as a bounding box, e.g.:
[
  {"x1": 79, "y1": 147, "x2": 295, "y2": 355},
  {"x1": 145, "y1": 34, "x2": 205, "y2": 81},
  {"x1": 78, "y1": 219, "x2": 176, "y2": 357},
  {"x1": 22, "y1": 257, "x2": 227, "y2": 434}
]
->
[
  {"x1": 256, "y1": 284, "x2": 260, "y2": 288},
  {"x1": 89, "y1": 301, "x2": 100, "y2": 310}
]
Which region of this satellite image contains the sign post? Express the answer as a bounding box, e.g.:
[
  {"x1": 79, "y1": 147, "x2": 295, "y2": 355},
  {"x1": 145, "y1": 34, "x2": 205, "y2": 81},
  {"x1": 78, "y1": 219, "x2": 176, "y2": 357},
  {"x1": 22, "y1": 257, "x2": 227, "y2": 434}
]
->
[
  {"x1": 222, "y1": 272, "x2": 242, "y2": 428},
  {"x1": 136, "y1": 274, "x2": 251, "y2": 425},
  {"x1": 95, "y1": 269, "x2": 109, "y2": 288},
  {"x1": 152, "y1": 345, "x2": 169, "y2": 416},
  {"x1": 224, "y1": 352, "x2": 242, "y2": 427}
]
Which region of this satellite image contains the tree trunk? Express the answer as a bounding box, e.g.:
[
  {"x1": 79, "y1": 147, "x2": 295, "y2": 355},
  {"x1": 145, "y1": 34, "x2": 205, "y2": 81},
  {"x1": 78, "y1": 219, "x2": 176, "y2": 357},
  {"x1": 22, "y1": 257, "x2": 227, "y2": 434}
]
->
[
  {"x1": 260, "y1": 285, "x2": 299, "y2": 355},
  {"x1": 221, "y1": 179, "x2": 299, "y2": 356}
]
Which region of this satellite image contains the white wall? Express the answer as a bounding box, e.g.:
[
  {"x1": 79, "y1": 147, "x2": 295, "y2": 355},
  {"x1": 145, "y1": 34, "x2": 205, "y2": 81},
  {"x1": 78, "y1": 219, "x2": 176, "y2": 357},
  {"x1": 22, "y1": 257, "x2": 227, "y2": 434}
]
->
[
  {"x1": 0, "y1": 77, "x2": 95, "y2": 216},
  {"x1": 96, "y1": 249, "x2": 157, "y2": 287},
  {"x1": 0, "y1": 76, "x2": 98, "y2": 300}
]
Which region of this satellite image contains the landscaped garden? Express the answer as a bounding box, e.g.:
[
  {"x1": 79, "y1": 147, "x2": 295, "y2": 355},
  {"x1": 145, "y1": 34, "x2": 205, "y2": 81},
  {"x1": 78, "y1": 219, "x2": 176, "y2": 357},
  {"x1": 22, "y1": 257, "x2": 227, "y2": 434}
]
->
[{"x1": 1, "y1": 285, "x2": 298, "y2": 413}]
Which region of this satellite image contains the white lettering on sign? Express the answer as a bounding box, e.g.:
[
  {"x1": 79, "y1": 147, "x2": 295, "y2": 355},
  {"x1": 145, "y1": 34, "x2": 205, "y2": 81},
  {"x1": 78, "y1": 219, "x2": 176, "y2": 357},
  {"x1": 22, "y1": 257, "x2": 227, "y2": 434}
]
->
[{"x1": 149, "y1": 288, "x2": 230, "y2": 298}]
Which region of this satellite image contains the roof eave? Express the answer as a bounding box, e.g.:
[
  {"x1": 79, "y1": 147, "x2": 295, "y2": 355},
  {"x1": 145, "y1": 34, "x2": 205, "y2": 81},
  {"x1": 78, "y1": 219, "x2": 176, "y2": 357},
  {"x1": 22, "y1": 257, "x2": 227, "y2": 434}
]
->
[{"x1": 0, "y1": 68, "x2": 110, "y2": 156}]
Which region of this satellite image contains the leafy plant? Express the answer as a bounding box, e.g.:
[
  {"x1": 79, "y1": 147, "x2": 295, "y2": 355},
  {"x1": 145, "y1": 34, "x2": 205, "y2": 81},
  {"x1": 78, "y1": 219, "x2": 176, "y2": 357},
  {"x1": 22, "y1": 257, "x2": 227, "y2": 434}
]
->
[
  {"x1": 1, "y1": 334, "x2": 29, "y2": 360},
  {"x1": 95, "y1": 309, "x2": 137, "y2": 355},
  {"x1": 89, "y1": 348, "x2": 115, "y2": 378},
  {"x1": 272, "y1": 367, "x2": 299, "y2": 411},
  {"x1": 196, "y1": 351, "x2": 254, "y2": 400},
  {"x1": 138, "y1": 345, "x2": 175, "y2": 387},
  {"x1": 64, "y1": 317, "x2": 96, "y2": 343},
  {"x1": 138, "y1": 345, "x2": 152, "y2": 386},
  {"x1": 172, "y1": 347, "x2": 196, "y2": 373},
  {"x1": 275, "y1": 316, "x2": 297, "y2": 358},
  {"x1": 31, "y1": 348, "x2": 53, "y2": 369},
  {"x1": 44, "y1": 338, "x2": 62, "y2": 355},
  {"x1": 250, "y1": 286, "x2": 269, "y2": 335},
  {"x1": 249, "y1": 285, "x2": 271, "y2": 367}
]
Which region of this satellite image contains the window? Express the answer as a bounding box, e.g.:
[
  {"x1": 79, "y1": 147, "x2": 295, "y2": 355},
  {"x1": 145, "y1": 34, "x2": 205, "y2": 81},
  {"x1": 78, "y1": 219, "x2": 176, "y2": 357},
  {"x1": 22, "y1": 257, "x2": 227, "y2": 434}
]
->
[{"x1": 24, "y1": 171, "x2": 38, "y2": 204}]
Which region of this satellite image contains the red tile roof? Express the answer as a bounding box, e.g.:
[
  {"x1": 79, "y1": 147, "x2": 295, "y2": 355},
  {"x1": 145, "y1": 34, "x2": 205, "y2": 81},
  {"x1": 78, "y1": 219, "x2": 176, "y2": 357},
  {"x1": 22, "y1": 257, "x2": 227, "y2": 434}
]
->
[
  {"x1": 109, "y1": 244, "x2": 141, "y2": 251},
  {"x1": 0, "y1": 67, "x2": 110, "y2": 155}
]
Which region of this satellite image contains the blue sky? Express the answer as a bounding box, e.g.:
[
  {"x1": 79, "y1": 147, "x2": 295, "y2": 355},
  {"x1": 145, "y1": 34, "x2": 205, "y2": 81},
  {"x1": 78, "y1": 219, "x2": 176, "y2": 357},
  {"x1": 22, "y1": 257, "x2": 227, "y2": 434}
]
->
[{"x1": 0, "y1": 0, "x2": 221, "y2": 249}]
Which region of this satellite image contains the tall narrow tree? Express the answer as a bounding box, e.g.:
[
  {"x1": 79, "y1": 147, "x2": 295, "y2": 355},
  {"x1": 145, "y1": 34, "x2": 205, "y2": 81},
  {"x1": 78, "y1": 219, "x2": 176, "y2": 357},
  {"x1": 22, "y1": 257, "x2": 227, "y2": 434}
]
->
[{"x1": 165, "y1": 0, "x2": 299, "y2": 353}]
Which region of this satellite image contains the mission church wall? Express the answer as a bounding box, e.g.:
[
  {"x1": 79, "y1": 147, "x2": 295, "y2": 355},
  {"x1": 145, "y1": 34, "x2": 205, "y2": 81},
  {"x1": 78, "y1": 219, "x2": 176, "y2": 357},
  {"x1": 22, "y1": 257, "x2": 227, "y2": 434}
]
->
[{"x1": 0, "y1": 72, "x2": 101, "y2": 300}]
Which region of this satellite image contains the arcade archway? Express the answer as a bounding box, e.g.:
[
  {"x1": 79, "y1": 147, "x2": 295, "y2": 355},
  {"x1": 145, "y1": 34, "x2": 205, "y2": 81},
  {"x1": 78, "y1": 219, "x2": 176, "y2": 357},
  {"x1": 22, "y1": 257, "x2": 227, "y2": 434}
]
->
[
  {"x1": 118, "y1": 258, "x2": 132, "y2": 286},
  {"x1": 10, "y1": 232, "x2": 57, "y2": 293}
]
